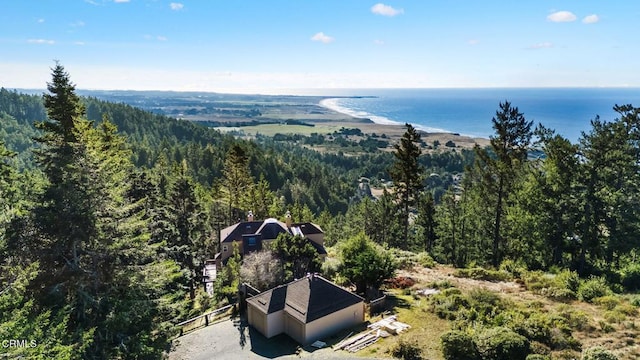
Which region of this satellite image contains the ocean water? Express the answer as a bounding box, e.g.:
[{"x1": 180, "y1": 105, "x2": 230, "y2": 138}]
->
[{"x1": 319, "y1": 88, "x2": 640, "y2": 142}]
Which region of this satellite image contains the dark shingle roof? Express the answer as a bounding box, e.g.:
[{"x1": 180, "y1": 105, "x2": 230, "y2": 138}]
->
[
  {"x1": 256, "y1": 219, "x2": 289, "y2": 240},
  {"x1": 292, "y1": 222, "x2": 323, "y2": 235},
  {"x1": 220, "y1": 221, "x2": 263, "y2": 243},
  {"x1": 307, "y1": 239, "x2": 327, "y2": 255},
  {"x1": 221, "y1": 218, "x2": 291, "y2": 244},
  {"x1": 247, "y1": 285, "x2": 288, "y2": 315},
  {"x1": 247, "y1": 275, "x2": 363, "y2": 323}
]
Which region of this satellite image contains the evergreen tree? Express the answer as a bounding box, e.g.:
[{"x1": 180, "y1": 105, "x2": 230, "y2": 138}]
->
[
  {"x1": 389, "y1": 123, "x2": 424, "y2": 248},
  {"x1": 338, "y1": 232, "x2": 397, "y2": 297},
  {"x1": 270, "y1": 233, "x2": 322, "y2": 282},
  {"x1": 362, "y1": 189, "x2": 400, "y2": 247},
  {"x1": 507, "y1": 128, "x2": 580, "y2": 269},
  {"x1": 11, "y1": 64, "x2": 171, "y2": 359},
  {"x1": 167, "y1": 160, "x2": 208, "y2": 299},
  {"x1": 417, "y1": 191, "x2": 437, "y2": 252},
  {"x1": 472, "y1": 102, "x2": 532, "y2": 267},
  {"x1": 575, "y1": 105, "x2": 640, "y2": 273},
  {"x1": 223, "y1": 144, "x2": 253, "y2": 221},
  {"x1": 0, "y1": 141, "x2": 18, "y2": 225},
  {"x1": 213, "y1": 244, "x2": 241, "y2": 304}
]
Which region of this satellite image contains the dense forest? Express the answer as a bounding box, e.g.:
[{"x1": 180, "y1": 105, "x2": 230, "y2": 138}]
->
[{"x1": 1, "y1": 64, "x2": 640, "y2": 359}]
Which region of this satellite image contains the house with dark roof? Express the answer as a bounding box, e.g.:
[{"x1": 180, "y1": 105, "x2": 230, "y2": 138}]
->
[
  {"x1": 246, "y1": 274, "x2": 365, "y2": 344},
  {"x1": 214, "y1": 212, "x2": 327, "y2": 269}
]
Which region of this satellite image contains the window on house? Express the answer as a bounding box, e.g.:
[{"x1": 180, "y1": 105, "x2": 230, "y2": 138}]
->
[{"x1": 223, "y1": 245, "x2": 228, "y2": 252}]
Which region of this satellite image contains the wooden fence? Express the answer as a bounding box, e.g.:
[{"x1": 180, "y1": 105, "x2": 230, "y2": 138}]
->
[
  {"x1": 176, "y1": 304, "x2": 234, "y2": 336},
  {"x1": 368, "y1": 294, "x2": 387, "y2": 316}
]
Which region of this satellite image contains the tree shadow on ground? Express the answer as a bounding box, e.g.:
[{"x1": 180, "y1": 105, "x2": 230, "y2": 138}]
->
[
  {"x1": 233, "y1": 314, "x2": 299, "y2": 358},
  {"x1": 384, "y1": 292, "x2": 411, "y2": 310}
]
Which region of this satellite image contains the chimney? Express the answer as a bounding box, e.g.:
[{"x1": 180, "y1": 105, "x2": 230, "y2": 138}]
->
[
  {"x1": 285, "y1": 210, "x2": 292, "y2": 228},
  {"x1": 247, "y1": 211, "x2": 254, "y2": 222}
]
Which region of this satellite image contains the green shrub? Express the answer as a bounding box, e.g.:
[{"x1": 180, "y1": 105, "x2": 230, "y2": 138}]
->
[
  {"x1": 468, "y1": 289, "x2": 505, "y2": 318},
  {"x1": 603, "y1": 310, "x2": 625, "y2": 324},
  {"x1": 631, "y1": 296, "x2": 640, "y2": 307},
  {"x1": 432, "y1": 293, "x2": 469, "y2": 320},
  {"x1": 514, "y1": 313, "x2": 552, "y2": 344},
  {"x1": 416, "y1": 252, "x2": 435, "y2": 268},
  {"x1": 541, "y1": 287, "x2": 576, "y2": 302},
  {"x1": 440, "y1": 330, "x2": 479, "y2": 360},
  {"x1": 620, "y1": 263, "x2": 640, "y2": 291},
  {"x1": 441, "y1": 287, "x2": 462, "y2": 296},
  {"x1": 428, "y1": 279, "x2": 454, "y2": 289},
  {"x1": 556, "y1": 306, "x2": 591, "y2": 331},
  {"x1": 388, "y1": 249, "x2": 436, "y2": 270},
  {"x1": 581, "y1": 346, "x2": 618, "y2": 360},
  {"x1": 615, "y1": 303, "x2": 638, "y2": 316},
  {"x1": 593, "y1": 296, "x2": 620, "y2": 310},
  {"x1": 548, "y1": 327, "x2": 582, "y2": 351},
  {"x1": 474, "y1": 327, "x2": 530, "y2": 360},
  {"x1": 522, "y1": 270, "x2": 579, "y2": 301},
  {"x1": 529, "y1": 341, "x2": 551, "y2": 356},
  {"x1": 598, "y1": 320, "x2": 615, "y2": 333},
  {"x1": 454, "y1": 267, "x2": 511, "y2": 282},
  {"x1": 500, "y1": 259, "x2": 527, "y2": 278},
  {"x1": 321, "y1": 256, "x2": 340, "y2": 279},
  {"x1": 522, "y1": 271, "x2": 556, "y2": 292},
  {"x1": 526, "y1": 355, "x2": 550, "y2": 360},
  {"x1": 391, "y1": 339, "x2": 423, "y2": 360},
  {"x1": 556, "y1": 269, "x2": 581, "y2": 293},
  {"x1": 578, "y1": 277, "x2": 611, "y2": 302},
  {"x1": 555, "y1": 350, "x2": 582, "y2": 360}
]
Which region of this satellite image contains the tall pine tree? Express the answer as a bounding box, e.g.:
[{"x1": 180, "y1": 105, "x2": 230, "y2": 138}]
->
[
  {"x1": 471, "y1": 102, "x2": 532, "y2": 267},
  {"x1": 16, "y1": 63, "x2": 171, "y2": 359},
  {"x1": 389, "y1": 123, "x2": 424, "y2": 248}
]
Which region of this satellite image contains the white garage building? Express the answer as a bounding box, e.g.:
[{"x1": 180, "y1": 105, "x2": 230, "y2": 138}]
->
[{"x1": 246, "y1": 274, "x2": 365, "y2": 345}]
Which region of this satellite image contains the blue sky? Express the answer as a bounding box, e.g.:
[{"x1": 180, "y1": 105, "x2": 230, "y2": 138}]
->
[{"x1": 1, "y1": 1, "x2": 638, "y2": 93}]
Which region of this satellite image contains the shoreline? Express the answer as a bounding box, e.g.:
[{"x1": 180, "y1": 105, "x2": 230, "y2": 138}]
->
[
  {"x1": 318, "y1": 98, "x2": 402, "y2": 126},
  {"x1": 318, "y1": 97, "x2": 468, "y2": 137}
]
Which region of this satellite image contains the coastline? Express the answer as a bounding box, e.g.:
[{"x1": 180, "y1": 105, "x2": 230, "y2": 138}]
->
[
  {"x1": 74, "y1": 88, "x2": 490, "y2": 149},
  {"x1": 318, "y1": 97, "x2": 461, "y2": 136},
  {"x1": 318, "y1": 98, "x2": 402, "y2": 126},
  {"x1": 317, "y1": 97, "x2": 489, "y2": 150}
]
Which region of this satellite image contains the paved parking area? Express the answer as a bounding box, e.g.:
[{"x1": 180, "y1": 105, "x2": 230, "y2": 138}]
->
[{"x1": 167, "y1": 317, "x2": 385, "y2": 360}]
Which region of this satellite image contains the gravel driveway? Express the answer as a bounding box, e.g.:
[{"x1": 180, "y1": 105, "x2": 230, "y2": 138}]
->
[{"x1": 167, "y1": 317, "x2": 386, "y2": 360}]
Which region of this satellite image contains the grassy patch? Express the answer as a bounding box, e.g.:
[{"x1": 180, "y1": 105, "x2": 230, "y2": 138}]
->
[{"x1": 362, "y1": 291, "x2": 450, "y2": 360}]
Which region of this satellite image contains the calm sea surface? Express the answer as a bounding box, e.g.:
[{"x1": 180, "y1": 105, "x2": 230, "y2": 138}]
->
[{"x1": 319, "y1": 88, "x2": 640, "y2": 142}]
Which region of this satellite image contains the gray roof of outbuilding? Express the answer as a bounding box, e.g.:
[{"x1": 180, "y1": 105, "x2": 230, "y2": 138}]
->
[{"x1": 246, "y1": 275, "x2": 363, "y2": 323}]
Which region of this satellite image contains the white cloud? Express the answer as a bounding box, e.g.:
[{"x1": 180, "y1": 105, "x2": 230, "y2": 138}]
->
[
  {"x1": 143, "y1": 34, "x2": 168, "y2": 41},
  {"x1": 529, "y1": 42, "x2": 553, "y2": 49},
  {"x1": 114, "y1": 0, "x2": 130, "y2": 3},
  {"x1": 27, "y1": 39, "x2": 55, "y2": 45},
  {"x1": 37, "y1": 18, "x2": 45, "y2": 23},
  {"x1": 311, "y1": 32, "x2": 334, "y2": 44},
  {"x1": 71, "y1": 20, "x2": 86, "y2": 27},
  {"x1": 468, "y1": 39, "x2": 480, "y2": 45},
  {"x1": 547, "y1": 11, "x2": 577, "y2": 22},
  {"x1": 582, "y1": 14, "x2": 599, "y2": 24},
  {"x1": 371, "y1": 3, "x2": 403, "y2": 17},
  {"x1": 74, "y1": 41, "x2": 86, "y2": 46},
  {"x1": 374, "y1": 39, "x2": 385, "y2": 45},
  {"x1": 170, "y1": 2, "x2": 184, "y2": 10}
]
